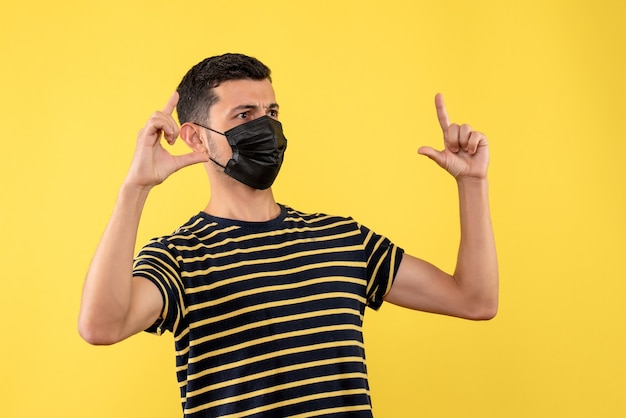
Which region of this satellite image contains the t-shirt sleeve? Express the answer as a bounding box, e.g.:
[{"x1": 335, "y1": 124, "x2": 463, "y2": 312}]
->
[
  {"x1": 358, "y1": 223, "x2": 404, "y2": 310},
  {"x1": 132, "y1": 238, "x2": 186, "y2": 336}
]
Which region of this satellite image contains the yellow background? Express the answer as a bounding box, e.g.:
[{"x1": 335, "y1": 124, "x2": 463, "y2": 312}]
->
[{"x1": 1, "y1": 0, "x2": 625, "y2": 417}]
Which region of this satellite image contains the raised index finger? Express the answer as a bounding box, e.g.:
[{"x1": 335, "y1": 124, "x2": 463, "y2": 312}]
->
[
  {"x1": 162, "y1": 91, "x2": 179, "y2": 115},
  {"x1": 435, "y1": 93, "x2": 450, "y2": 131}
]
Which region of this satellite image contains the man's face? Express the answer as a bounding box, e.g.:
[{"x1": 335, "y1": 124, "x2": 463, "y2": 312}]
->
[{"x1": 204, "y1": 78, "x2": 279, "y2": 163}]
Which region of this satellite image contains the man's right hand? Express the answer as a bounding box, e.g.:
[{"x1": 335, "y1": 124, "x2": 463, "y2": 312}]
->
[
  {"x1": 125, "y1": 91, "x2": 209, "y2": 188},
  {"x1": 79, "y1": 92, "x2": 209, "y2": 345}
]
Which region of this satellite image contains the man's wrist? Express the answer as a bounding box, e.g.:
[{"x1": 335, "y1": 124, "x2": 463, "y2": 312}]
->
[
  {"x1": 456, "y1": 175, "x2": 489, "y2": 188},
  {"x1": 119, "y1": 179, "x2": 152, "y2": 203}
]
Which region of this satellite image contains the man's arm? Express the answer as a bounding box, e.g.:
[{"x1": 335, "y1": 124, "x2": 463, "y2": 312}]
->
[
  {"x1": 78, "y1": 92, "x2": 208, "y2": 345},
  {"x1": 384, "y1": 94, "x2": 498, "y2": 320}
]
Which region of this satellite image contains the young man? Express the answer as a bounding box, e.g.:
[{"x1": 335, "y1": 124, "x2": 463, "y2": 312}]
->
[{"x1": 79, "y1": 53, "x2": 498, "y2": 417}]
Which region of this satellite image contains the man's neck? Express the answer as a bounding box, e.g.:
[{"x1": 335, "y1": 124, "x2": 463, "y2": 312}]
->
[{"x1": 204, "y1": 185, "x2": 280, "y2": 222}]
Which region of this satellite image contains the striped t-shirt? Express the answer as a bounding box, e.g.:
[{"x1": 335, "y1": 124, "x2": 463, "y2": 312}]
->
[{"x1": 133, "y1": 204, "x2": 404, "y2": 417}]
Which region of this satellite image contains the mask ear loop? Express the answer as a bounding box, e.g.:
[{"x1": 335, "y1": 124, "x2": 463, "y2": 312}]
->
[
  {"x1": 192, "y1": 122, "x2": 225, "y2": 137},
  {"x1": 192, "y1": 122, "x2": 228, "y2": 169},
  {"x1": 208, "y1": 157, "x2": 227, "y2": 169}
]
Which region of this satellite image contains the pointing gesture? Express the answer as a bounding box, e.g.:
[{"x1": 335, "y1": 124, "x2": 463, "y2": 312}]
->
[
  {"x1": 126, "y1": 92, "x2": 209, "y2": 188},
  {"x1": 418, "y1": 93, "x2": 489, "y2": 180}
]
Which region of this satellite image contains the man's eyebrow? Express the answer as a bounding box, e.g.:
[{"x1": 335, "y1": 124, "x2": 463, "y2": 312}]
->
[
  {"x1": 229, "y1": 104, "x2": 259, "y2": 113},
  {"x1": 228, "y1": 103, "x2": 280, "y2": 114}
]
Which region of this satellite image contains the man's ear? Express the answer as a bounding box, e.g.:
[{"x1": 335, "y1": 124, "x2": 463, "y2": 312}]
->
[{"x1": 179, "y1": 123, "x2": 208, "y2": 153}]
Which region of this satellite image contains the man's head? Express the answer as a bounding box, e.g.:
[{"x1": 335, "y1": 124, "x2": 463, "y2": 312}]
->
[
  {"x1": 177, "y1": 53, "x2": 285, "y2": 191},
  {"x1": 176, "y1": 53, "x2": 272, "y2": 125}
]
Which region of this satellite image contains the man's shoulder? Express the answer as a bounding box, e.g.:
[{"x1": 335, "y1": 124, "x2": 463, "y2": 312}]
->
[{"x1": 140, "y1": 212, "x2": 213, "y2": 249}]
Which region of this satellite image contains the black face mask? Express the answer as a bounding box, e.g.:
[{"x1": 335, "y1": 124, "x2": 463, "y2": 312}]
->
[{"x1": 197, "y1": 116, "x2": 288, "y2": 190}]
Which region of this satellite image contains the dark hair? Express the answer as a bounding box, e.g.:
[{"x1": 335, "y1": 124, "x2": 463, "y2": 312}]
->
[{"x1": 176, "y1": 53, "x2": 272, "y2": 125}]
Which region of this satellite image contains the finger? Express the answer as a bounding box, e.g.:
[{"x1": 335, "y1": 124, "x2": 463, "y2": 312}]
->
[
  {"x1": 140, "y1": 112, "x2": 179, "y2": 145},
  {"x1": 418, "y1": 146, "x2": 446, "y2": 168},
  {"x1": 467, "y1": 130, "x2": 487, "y2": 154},
  {"x1": 162, "y1": 92, "x2": 181, "y2": 143},
  {"x1": 459, "y1": 124, "x2": 472, "y2": 152},
  {"x1": 173, "y1": 151, "x2": 210, "y2": 171},
  {"x1": 161, "y1": 115, "x2": 180, "y2": 144},
  {"x1": 435, "y1": 93, "x2": 451, "y2": 132},
  {"x1": 446, "y1": 123, "x2": 460, "y2": 153},
  {"x1": 162, "y1": 91, "x2": 179, "y2": 115}
]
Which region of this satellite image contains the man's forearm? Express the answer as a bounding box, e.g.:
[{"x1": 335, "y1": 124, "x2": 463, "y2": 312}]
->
[{"x1": 453, "y1": 177, "x2": 499, "y2": 318}]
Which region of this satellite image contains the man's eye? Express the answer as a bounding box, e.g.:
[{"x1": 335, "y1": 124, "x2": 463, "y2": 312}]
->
[
  {"x1": 268, "y1": 110, "x2": 279, "y2": 118},
  {"x1": 237, "y1": 111, "x2": 249, "y2": 119}
]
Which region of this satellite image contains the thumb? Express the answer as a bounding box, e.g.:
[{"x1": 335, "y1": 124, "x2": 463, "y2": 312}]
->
[
  {"x1": 174, "y1": 151, "x2": 210, "y2": 171},
  {"x1": 418, "y1": 146, "x2": 445, "y2": 168}
]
